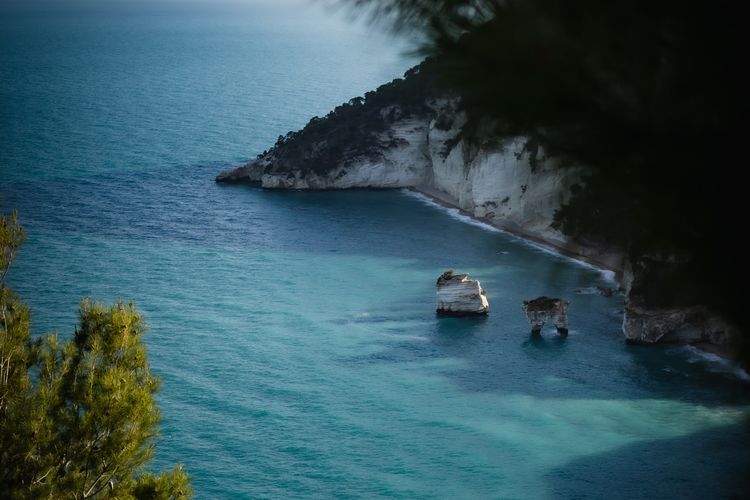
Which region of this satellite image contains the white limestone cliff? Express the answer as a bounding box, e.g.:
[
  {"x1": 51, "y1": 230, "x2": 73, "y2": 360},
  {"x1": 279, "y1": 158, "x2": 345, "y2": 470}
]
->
[
  {"x1": 216, "y1": 100, "x2": 623, "y2": 269},
  {"x1": 424, "y1": 118, "x2": 582, "y2": 253},
  {"x1": 219, "y1": 126, "x2": 576, "y2": 246},
  {"x1": 214, "y1": 91, "x2": 734, "y2": 355}
]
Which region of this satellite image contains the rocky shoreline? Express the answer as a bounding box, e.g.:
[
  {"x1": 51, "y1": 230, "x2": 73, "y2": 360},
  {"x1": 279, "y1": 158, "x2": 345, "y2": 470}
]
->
[{"x1": 216, "y1": 62, "x2": 743, "y2": 367}]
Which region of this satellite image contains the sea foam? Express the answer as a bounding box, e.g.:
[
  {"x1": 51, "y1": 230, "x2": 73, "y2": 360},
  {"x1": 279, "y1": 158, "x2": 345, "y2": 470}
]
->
[{"x1": 403, "y1": 189, "x2": 617, "y2": 283}]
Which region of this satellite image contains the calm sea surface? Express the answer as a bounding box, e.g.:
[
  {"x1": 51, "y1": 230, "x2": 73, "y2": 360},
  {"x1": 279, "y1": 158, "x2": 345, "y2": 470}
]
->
[{"x1": 2, "y1": 4, "x2": 749, "y2": 499}]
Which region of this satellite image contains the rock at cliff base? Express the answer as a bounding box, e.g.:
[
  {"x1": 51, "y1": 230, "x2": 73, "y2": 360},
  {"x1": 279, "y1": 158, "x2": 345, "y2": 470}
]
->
[
  {"x1": 522, "y1": 296, "x2": 569, "y2": 336},
  {"x1": 622, "y1": 303, "x2": 734, "y2": 346},
  {"x1": 436, "y1": 270, "x2": 489, "y2": 316}
]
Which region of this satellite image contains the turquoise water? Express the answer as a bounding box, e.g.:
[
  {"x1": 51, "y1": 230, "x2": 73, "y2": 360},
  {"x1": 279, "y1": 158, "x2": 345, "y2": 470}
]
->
[{"x1": 2, "y1": 5, "x2": 749, "y2": 499}]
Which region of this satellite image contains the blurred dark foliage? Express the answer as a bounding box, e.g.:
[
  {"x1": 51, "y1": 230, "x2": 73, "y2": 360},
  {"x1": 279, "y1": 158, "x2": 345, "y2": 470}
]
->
[{"x1": 344, "y1": 0, "x2": 749, "y2": 342}]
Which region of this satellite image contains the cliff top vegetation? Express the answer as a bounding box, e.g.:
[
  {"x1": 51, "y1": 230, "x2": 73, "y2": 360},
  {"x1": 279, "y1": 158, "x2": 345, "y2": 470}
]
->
[{"x1": 258, "y1": 59, "x2": 442, "y2": 174}]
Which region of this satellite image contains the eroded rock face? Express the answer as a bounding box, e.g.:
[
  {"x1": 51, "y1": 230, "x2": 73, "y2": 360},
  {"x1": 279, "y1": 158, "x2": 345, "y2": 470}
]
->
[
  {"x1": 620, "y1": 256, "x2": 739, "y2": 347},
  {"x1": 623, "y1": 303, "x2": 733, "y2": 345},
  {"x1": 621, "y1": 258, "x2": 734, "y2": 345},
  {"x1": 436, "y1": 271, "x2": 489, "y2": 316},
  {"x1": 522, "y1": 296, "x2": 569, "y2": 336}
]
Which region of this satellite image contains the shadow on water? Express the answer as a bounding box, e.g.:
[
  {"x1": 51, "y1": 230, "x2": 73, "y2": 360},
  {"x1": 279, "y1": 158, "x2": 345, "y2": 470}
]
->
[
  {"x1": 433, "y1": 315, "x2": 489, "y2": 340},
  {"x1": 521, "y1": 333, "x2": 570, "y2": 360},
  {"x1": 345, "y1": 303, "x2": 750, "y2": 408},
  {"x1": 341, "y1": 315, "x2": 491, "y2": 365},
  {"x1": 619, "y1": 343, "x2": 750, "y2": 406},
  {"x1": 545, "y1": 423, "x2": 750, "y2": 500}
]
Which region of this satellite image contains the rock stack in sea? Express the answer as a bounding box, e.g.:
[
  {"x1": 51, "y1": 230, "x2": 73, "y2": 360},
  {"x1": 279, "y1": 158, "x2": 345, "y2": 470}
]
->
[
  {"x1": 522, "y1": 296, "x2": 569, "y2": 336},
  {"x1": 436, "y1": 270, "x2": 489, "y2": 316}
]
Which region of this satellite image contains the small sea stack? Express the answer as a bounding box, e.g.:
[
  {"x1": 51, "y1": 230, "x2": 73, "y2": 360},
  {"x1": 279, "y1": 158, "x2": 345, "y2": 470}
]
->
[
  {"x1": 522, "y1": 296, "x2": 569, "y2": 336},
  {"x1": 436, "y1": 270, "x2": 489, "y2": 316}
]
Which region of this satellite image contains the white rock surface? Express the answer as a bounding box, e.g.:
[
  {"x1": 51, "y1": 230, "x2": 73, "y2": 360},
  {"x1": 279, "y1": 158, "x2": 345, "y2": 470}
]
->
[
  {"x1": 436, "y1": 271, "x2": 489, "y2": 316},
  {"x1": 428, "y1": 130, "x2": 581, "y2": 247}
]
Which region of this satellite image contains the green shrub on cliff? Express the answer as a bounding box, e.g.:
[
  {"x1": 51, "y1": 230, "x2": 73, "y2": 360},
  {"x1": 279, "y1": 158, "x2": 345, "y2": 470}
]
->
[
  {"x1": 0, "y1": 211, "x2": 191, "y2": 499},
  {"x1": 261, "y1": 59, "x2": 442, "y2": 175}
]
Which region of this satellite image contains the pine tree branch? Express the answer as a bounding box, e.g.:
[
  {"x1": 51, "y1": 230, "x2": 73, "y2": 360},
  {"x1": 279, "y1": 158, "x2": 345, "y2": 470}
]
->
[{"x1": 83, "y1": 463, "x2": 119, "y2": 499}]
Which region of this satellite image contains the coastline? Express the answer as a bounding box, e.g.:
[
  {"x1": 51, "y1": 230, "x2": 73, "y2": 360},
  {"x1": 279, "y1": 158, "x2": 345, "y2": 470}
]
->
[{"x1": 407, "y1": 185, "x2": 620, "y2": 284}]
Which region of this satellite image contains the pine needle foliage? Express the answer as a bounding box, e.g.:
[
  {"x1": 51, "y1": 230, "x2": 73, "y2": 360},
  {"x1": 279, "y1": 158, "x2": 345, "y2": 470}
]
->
[{"x1": 0, "y1": 211, "x2": 191, "y2": 499}]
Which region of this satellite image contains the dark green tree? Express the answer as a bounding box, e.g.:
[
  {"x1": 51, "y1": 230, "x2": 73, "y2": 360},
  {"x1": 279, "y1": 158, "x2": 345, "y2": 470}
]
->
[{"x1": 0, "y1": 211, "x2": 191, "y2": 499}]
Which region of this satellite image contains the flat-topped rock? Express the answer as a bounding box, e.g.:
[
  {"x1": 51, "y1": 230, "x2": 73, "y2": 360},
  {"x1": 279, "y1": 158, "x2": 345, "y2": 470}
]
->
[{"x1": 436, "y1": 270, "x2": 489, "y2": 316}]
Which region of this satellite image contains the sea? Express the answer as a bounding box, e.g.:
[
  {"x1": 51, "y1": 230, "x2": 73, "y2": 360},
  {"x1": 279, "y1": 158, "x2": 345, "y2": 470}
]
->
[{"x1": 1, "y1": 2, "x2": 749, "y2": 498}]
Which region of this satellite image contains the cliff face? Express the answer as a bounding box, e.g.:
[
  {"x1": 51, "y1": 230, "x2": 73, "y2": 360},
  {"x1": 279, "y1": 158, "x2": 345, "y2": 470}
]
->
[
  {"x1": 216, "y1": 64, "x2": 737, "y2": 355},
  {"x1": 218, "y1": 91, "x2": 622, "y2": 271}
]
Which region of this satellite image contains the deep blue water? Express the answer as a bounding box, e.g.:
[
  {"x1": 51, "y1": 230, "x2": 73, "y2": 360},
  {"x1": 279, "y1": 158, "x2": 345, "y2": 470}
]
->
[{"x1": 2, "y1": 5, "x2": 749, "y2": 499}]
